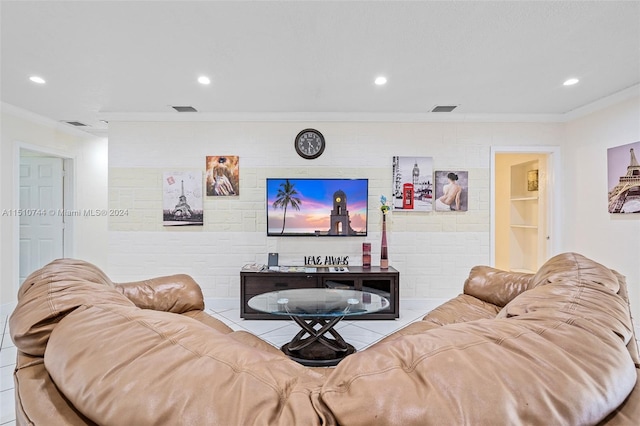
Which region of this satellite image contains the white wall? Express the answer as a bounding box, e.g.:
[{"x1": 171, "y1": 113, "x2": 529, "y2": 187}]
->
[
  {"x1": 0, "y1": 105, "x2": 109, "y2": 305},
  {"x1": 562, "y1": 96, "x2": 640, "y2": 316},
  {"x1": 4, "y1": 95, "x2": 638, "y2": 319},
  {"x1": 107, "y1": 120, "x2": 563, "y2": 302}
]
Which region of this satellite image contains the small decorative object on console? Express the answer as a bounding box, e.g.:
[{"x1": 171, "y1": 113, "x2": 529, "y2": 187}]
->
[
  {"x1": 362, "y1": 242, "x2": 371, "y2": 268},
  {"x1": 380, "y1": 195, "x2": 390, "y2": 269},
  {"x1": 241, "y1": 263, "x2": 266, "y2": 272}
]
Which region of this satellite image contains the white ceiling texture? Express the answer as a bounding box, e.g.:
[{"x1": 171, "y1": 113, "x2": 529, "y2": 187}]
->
[{"x1": 1, "y1": 1, "x2": 639, "y2": 134}]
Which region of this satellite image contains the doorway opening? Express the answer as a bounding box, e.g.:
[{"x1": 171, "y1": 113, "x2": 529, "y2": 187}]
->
[
  {"x1": 17, "y1": 147, "x2": 74, "y2": 285},
  {"x1": 490, "y1": 146, "x2": 561, "y2": 272}
]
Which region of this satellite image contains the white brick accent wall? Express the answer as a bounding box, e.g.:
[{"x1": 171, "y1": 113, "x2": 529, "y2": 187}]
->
[{"x1": 107, "y1": 120, "x2": 562, "y2": 301}]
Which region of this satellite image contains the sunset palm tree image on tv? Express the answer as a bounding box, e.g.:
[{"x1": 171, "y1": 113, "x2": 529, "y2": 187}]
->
[{"x1": 267, "y1": 178, "x2": 368, "y2": 236}]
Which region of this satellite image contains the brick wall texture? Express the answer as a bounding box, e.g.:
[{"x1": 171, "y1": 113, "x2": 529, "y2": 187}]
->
[{"x1": 108, "y1": 120, "x2": 562, "y2": 300}]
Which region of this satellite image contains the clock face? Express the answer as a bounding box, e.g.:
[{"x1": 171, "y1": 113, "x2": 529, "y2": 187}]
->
[{"x1": 295, "y1": 129, "x2": 325, "y2": 159}]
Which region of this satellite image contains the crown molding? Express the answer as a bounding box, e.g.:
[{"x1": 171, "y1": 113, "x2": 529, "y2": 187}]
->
[
  {"x1": 99, "y1": 85, "x2": 640, "y2": 124},
  {"x1": 562, "y1": 84, "x2": 640, "y2": 121},
  {"x1": 1, "y1": 102, "x2": 105, "y2": 138},
  {"x1": 98, "y1": 111, "x2": 566, "y2": 124},
  {"x1": 6, "y1": 83, "x2": 639, "y2": 132}
]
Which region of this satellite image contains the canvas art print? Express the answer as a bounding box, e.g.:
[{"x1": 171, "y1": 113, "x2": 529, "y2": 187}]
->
[
  {"x1": 206, "y1": 156, "x2": 239, "y2": 196},
  {"x1": 434, "y1": 170, "x2": 468, "y2": 212},
  {"x1": 163, "y1": 171, "x2": 203, "y2": 226},
  {"x1": 392, "y1": 156, "x2": 434, "y2": 211},
  {"x1": 607, "y1": 141, "x2": 640, "y2": 213}
]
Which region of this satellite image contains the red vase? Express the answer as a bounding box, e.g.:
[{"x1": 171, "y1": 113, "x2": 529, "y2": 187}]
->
[
  {"x1": 380, "y1": 214, "x2": 389, "y2": 269},
  {"x1": 362, "y1": 242, "x2": 372, "y2": 268}
]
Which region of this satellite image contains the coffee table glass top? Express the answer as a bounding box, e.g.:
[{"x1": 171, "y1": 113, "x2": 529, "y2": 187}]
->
[{"x1": 248, "y1": 288, "x2": 389, "y2": 318}]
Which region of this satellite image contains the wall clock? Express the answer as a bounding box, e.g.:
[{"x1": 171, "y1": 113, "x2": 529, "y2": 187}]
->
[{"x1": 295, "y1": 129, "x2": 325, "y2": 159}]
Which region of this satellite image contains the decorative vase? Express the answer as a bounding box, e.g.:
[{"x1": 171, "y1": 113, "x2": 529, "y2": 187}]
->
[{"x1": 380, "y1": 214, "x2": 389, "y2": 269}]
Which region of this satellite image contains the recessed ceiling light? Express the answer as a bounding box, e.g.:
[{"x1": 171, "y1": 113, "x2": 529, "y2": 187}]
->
[
  {"x1": 563, "y1": 78, "x2": 579, "y2": 86},
  {"x1": 29, "y1": 76, "x2": 46, "y2": 84},
  {"x1": 198, "y1": 76, "x2": 211, "y2": 85},
  {"x1": 374, "y1": 76, "x2": 387, "y2": 86}
]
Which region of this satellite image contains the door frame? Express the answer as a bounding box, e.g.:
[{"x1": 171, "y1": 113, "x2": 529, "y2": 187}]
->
[
  {"x1": 13, "y1": 141, "x2": 75, "y2": 289},
  {"x1": 490, "y1": 145, "x2": 562, "y2": 268}
]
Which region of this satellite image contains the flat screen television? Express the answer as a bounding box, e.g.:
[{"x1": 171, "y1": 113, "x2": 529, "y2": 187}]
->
[{"x1": 267, "y1": 178, "x2": 368, "y2": 236}]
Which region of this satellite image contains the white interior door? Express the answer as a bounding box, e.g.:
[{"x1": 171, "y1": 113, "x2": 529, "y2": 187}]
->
[{"x1": 19, "y1": 155, "x2": 65, "y2": 282}]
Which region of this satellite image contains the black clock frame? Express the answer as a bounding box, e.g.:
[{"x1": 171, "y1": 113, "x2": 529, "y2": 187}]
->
[{"x1": 294, "y1": 128, "x2": 325, "y2": 159}]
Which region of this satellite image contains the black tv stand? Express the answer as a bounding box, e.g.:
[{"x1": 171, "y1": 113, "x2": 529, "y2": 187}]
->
[{"x1": 240, "y1": 266, "x2": 399, "y2": 320}]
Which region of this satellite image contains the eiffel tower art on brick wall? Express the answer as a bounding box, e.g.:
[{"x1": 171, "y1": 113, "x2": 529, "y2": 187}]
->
[{"x1": 608, "y1": 141, "x2": 640, "y2": 214}]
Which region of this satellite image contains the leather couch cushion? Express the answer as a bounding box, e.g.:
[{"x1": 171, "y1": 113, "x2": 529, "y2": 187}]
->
[
  {"x1": 422, "y1": 293, "x2": 501, "y2": 324},
  {"x1": 45, "y1": 304, "x2": 329, "y2": 425},
  {"x1": 10, "y1": 259, "x2": 134, "y2": 356},
  {"x1": 531, "y1": 252, "x2": 619, "y2": 292},
  {"x1": 182, "y1": 310, "x2": 235, "y2": 334},
  {"x1": 599, "y1": 368, "x2": 640, "y2": 425},
  {"x1": 117, "y1": 274, "x2": 205, "y2": 313},
  {"x1": 319, "y1": 256, "x2": 637, "y2": 425},
  {"x1": 14, "y1": 352, "x2": 96, "y2": 426},
  {"x1": 321, "y1": 316, "x2": 636, "y2": 425},
  {"x1": 611, "y1": 269, "x2": 640, "y2": 368},
  {"x1": 463, "y1": 266, "x2": 534, "y2": 307},
  {"x1": 497, "y1": 254, "x2": 634, "y2": 350},
  {"x1": 321, "y1": 319, "x2": 636, "y2": 425},
  {"x1": 372, "y1": 294, "x2": 501, "y2": 348}
]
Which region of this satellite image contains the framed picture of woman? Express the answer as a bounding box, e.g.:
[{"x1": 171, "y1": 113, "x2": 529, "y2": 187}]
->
[{"x1": 434, "y1": 171, "x2": 468, "y2": 212}]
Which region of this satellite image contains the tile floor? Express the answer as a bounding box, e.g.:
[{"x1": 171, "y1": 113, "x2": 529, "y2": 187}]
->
[{"x1": 1, "y1": 301, "x2": 639, "y2": 425}]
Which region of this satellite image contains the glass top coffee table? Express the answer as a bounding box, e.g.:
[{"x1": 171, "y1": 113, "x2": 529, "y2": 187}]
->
[{"x1": 248, "y1": 288, "x2": 390, "y2": 366}]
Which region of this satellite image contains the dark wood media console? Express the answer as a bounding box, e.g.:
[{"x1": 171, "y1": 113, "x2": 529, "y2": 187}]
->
[{"x1": 240, "y1": 266, "x2": 399, "y2": 320}]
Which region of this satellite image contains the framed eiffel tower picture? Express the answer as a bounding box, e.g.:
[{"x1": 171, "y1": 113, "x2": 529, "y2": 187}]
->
[
  {"x1": 163, "y1": 171, "x2": 204, "y2": 226},
  {"x1": 607, "y1": 141, "x2": 640, "y2": 214}
]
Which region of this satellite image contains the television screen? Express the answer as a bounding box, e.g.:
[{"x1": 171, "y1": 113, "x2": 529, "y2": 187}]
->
[{"x1": 267, "y1": 178, "x2": 368, "y2": 236}]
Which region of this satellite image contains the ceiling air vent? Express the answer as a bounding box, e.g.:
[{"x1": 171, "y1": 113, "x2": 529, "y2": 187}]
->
[
  {"x1": 431, "y1": 105, "x2": 458, "y2": 113},
  {"x1": 172, "y1": 105, "x2": 198, "y2": 112},
  {"x1": 65, "y1": 121, "x2": 88, "y2": 126}
]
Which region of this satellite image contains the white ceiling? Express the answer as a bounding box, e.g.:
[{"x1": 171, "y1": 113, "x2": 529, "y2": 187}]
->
[{"x1": 2, "y1": 1, "x2": 639, "y2": 134}]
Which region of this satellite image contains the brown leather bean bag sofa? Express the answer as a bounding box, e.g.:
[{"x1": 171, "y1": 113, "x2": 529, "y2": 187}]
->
[{"x1": 10, "y1": 253, "x2": 640, "y2": 425}]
